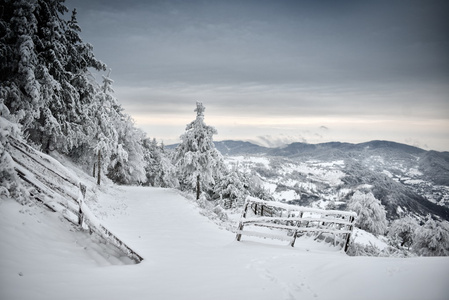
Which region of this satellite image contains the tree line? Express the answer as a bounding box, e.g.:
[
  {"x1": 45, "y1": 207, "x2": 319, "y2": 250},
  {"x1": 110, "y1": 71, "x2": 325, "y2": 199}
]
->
[{"x1": 0, "y1": 0, "x2": 267, "y2": 204}]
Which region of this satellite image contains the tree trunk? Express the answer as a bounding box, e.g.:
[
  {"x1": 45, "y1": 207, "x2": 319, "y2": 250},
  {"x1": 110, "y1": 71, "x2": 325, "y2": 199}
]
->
[
  {"x1": 196, "y1": 174, "x2": 200, "y2": 200},
  {"x1": 97, "y1": 149, "x2": 101, "y2": 185},
  {"x1": 93, "y1": 162, "x2": 96, "y2": 177}
]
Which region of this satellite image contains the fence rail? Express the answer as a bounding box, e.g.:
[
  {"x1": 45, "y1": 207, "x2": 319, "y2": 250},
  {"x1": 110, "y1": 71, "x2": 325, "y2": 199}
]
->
[
  {"x1": 8, "y1": 136, "x2": 143, "y2": 263},
  {"x1": 236, "y1": 196, "x2": 357, "y2": 252}
]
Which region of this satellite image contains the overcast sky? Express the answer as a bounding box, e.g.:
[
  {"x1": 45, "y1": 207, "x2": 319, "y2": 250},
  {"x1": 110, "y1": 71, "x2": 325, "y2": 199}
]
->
[{"x1": 69, "y1": 0, "x2": 449, "y2": 151}]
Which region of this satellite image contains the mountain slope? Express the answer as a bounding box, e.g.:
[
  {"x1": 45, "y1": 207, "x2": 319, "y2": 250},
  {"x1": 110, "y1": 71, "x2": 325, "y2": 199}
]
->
[{"x1": 217, "y1": 140, "x2": 449, "y2": 221}]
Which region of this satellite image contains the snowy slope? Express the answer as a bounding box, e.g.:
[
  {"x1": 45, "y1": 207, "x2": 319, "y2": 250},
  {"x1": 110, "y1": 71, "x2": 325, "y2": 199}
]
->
[{"x1": 1, "y1": 186, "x2": 449, "y2": 300}]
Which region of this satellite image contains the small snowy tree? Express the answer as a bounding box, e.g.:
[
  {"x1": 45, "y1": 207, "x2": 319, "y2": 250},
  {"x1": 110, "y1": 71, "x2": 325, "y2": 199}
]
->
[
  {"x1": 388, "y1": 216, "x2": 419, "y2": 249},
  {"x1": 173, "y1": 102, "x2": 225, "y2": 199},
  {"x1": 143, "y1": 138, "x2": 177, "y2": 187},
  {"x1": 412, "y1": 216, "x2": 449, "y2": 256},
  {"x1": 348, "y1": 190, "x2": 388, "y2": 236},
  {"x1": 217, "y1": 168, "x2": 246, "y2": 208}
]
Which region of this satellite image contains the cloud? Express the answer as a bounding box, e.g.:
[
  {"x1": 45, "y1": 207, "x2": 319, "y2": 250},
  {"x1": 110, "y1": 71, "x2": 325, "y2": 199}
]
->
[
  {"x1": 69, "y1": 0, "x2": 449, "y2": 151},
  {"x1": 251, "y1": 134, "x2": 308, "y2": 148}
]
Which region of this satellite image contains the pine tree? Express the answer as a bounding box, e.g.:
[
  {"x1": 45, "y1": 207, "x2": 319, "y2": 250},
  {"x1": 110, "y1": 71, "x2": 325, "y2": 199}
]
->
[
  {"x1": 0, "y1": 116, "x2": 26, "y2": 202},
  {"x1": 1, "y1": 0, "x2": 106, "y2": 154},
  {"x1": 2, "y1": 0, "x2": 41, "y2": 129},
  {"x1": 1, "y1": 0, "x2": 148, "y2": 186},
  {"x1": 173, "y1": 102, "x2": 225, "y2": 199}
]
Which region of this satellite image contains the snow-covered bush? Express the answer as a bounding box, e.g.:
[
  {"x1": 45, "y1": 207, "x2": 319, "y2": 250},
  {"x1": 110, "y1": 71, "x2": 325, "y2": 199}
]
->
[
  {"x1": 347, "y1": 242, "x2": 383, "y2": 257},
  {"x1": 0, "y1": 116, "x2": 26, "y2": 202},
  {"x1": 412, "y1": 216, "x2": 449, "y2": 256},
  {"x1": 348, "y1": 191, "x2": 388, "y2": 236},
  {"x1": 216, "y1": 170, "x2": 246, "y2": 208},
  {"x1": 347, "y1": 242, "x2": 414, "y2": 257},
  {"x1": 388, "y1": 216, "x2": 419, "y2": 249}
]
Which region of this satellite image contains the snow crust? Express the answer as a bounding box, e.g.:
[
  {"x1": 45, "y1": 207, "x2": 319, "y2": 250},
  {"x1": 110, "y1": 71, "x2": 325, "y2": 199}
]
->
[{"x1": 2, "y1": 186, "x2": 449, "y2": 300}]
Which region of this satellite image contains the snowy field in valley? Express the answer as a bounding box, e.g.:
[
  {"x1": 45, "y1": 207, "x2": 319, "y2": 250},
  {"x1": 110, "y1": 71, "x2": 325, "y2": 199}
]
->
[{"x1": 1, "y1": 186, "x2": 449, "y2": 300}]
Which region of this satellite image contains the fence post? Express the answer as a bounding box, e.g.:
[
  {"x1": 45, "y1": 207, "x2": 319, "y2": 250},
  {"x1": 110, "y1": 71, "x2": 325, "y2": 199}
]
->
[
  {"x1": 78, "y1": 183, "x2": 86, "y2": 227},
  {"x1": 344, "y1": 215, "x2": 355, "y2": 252},
  {"x1": 236, "y1": 199, "x2": 249, "y2": 241},
  {"x1": 290, "y1": 230, "x2": 298, "y2": 247},
  {"x1": 97, "y1": 149, "x2": 101, "y2": 185}
]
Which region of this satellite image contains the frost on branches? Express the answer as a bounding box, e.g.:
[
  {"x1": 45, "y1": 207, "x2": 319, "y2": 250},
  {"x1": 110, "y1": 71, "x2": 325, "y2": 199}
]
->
[
  {"x1": 0, "y1": 115, "x2": 26, "y2": 202},
  {"x1": 173, "y1": 102, "x2": 225, "y2": 199},
  {"x1": 388, "y1": 216, "x2": 419, "y2": 249},
  {"x1": 349, "y1": 190, "x2": 388, "y2": 236},
  {"x1": 413, "y1": 216, "x2": 449, "y2": 256}
]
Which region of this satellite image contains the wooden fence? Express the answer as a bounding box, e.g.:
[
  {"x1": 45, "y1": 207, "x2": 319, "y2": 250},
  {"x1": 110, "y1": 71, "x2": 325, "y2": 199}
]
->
[
  {"x1": 236, "y1": 196, "x2": 357, "y2": 252},
  {"x1": 8, "y1": 136, "x2": 143, "y2": 263}
]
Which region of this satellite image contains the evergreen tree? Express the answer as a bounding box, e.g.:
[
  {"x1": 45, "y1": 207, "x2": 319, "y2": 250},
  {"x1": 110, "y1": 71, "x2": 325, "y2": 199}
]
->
[
  {"x1": 173, "y1": 102, "x2": 225, "y2": 199},
  {"x1": 0, "y1": 0, "x2": 148, "y2": 186},
  {"x1": 142, "y1": 138, "x2": 177, "y2": 187},
  {"x1": 111, "y1": 114, "x2": 146, "y2": 185},
  {"x1": 0, "y1": 115, "x2": 26, "y2": 202},
  {"x1": 143, "y1": 138, "x2": 163, "y2": 186},
  {"x1": 2, "y1": 0, "x2": 41, "y2": 129},
  {"x1": 0, "y1": 0, "x2": 106, "y2": 154}
]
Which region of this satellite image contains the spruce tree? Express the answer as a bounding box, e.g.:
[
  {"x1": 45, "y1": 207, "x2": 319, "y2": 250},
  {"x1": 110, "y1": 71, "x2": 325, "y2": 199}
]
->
[{"x1": 173, "y1": 102, "x2": 225, "y2": 199}]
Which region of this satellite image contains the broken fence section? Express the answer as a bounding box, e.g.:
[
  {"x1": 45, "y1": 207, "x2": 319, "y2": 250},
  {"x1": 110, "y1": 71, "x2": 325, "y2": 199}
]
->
[
  {"x1": 236, "y1": 196, "x2": 357, "y2": 252},
  {"x1": 8, "y1": 136, "x2": 143, "y2": 263}
]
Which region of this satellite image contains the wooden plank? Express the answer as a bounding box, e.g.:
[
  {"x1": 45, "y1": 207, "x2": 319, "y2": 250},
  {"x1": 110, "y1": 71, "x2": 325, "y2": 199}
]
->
[
  {"x1": 243, "y1": 216, "x2": 354, "y2": 226},
  {"x1": 236, "y1": 230, "x2": 293, "y2": 242}
]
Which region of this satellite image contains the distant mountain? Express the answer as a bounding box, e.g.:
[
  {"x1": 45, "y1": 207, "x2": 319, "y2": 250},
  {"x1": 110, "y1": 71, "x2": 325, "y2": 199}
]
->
[
  {"x1": 210, "y1": 140, "x2": 429, "y2": 157},
  {"x1": 213, "y1": 140, "x2": 270, "y2": 156},
  {"x1": 213, "y1": 140, "x2": 449, "y2": 222}
]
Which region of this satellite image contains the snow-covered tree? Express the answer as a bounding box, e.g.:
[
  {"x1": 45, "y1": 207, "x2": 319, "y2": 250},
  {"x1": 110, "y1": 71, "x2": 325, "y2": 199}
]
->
[
  {"x1": 1, "y1": 0, "x2": 106, "y2": 154},
  {"x1": 348, "y1": 190, "x2": 388, "y2": 236},
  {"x1": 412, "y1": 216, "x2": 449, "y2": 256},
  {"x1": 1, "y1": 0, "x2": 148, "y2": 186},
  {"x1": 216, "y1": 168, "x2": 246, "y2": 208},
  {"x1": 173, "y1": 102, "x2": 225, "y2": 199},
  {"x1": 89, "y1": 72, "x2": 145, "y2": 185},
  {"x1": 110, "y1": 114, "x2": 146, "y2": 185},
  {"x1": 142, "y1": 138, "x2": 178, "y2": 188},
  {"x1": 388, "y1": 216, "x2": 419, "y2": 249},
  {"x1": 0, "y1": 115, "x2": 26, "y2": 202}
]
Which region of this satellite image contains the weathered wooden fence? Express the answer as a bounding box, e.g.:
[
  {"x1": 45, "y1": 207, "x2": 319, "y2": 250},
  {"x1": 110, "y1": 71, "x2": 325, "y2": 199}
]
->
[
  {"x1": 236, "y1": 196, "x2": 357, "y2": 252},
  {"x1": 8, "y1": 136, "x2": 143, "y2": 263}
]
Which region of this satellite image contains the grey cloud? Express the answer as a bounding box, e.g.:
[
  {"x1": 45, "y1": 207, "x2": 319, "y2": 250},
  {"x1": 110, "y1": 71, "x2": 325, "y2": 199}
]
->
[{"x1": 68, "y1": 0, "x2": 449, "y2": 150}]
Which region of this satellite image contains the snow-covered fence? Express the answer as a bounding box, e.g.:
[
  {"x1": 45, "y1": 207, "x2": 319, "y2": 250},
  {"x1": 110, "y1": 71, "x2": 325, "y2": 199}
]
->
[
  {"x1": 8, "y1": 137, "x2": 143, "y2": 263},
  {"x1": 236, "y1": 197, "x2": 357, "y2": 252}
]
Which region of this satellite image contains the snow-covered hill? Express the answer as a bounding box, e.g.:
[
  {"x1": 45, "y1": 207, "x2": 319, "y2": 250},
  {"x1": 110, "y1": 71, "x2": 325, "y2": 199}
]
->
[
  {"x1": 2, "y1": 185, "x2": 449, "y2": 300},
  {"x1": 214, "y1": 140, "x2": 449, "y2": 222}
]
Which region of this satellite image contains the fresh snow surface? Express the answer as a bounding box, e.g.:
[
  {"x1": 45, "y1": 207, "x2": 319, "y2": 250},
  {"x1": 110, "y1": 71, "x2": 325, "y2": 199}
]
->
[{"x1": 2, "y1": 186, "x2": 449, "y2": 300}]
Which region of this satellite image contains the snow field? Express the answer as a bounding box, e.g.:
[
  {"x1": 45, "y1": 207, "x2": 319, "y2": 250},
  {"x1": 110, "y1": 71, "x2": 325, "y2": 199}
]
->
[{"x1": 2, "y1": 186, "x2": 449, "y2": 300}]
